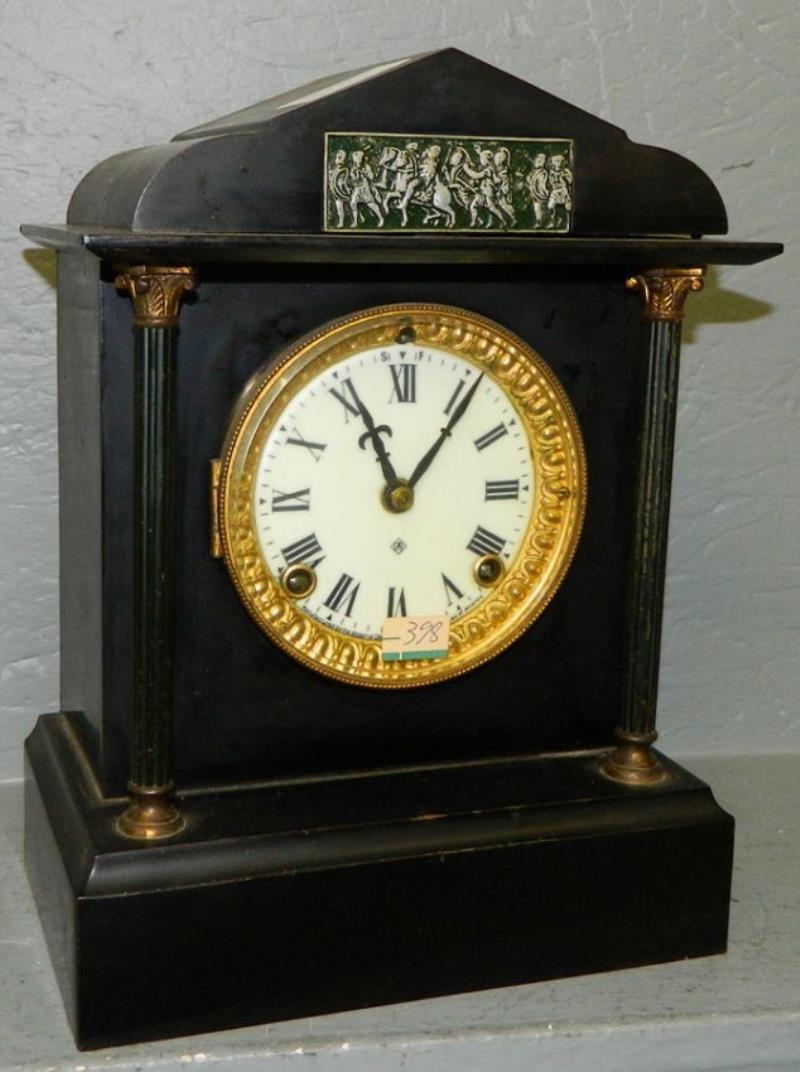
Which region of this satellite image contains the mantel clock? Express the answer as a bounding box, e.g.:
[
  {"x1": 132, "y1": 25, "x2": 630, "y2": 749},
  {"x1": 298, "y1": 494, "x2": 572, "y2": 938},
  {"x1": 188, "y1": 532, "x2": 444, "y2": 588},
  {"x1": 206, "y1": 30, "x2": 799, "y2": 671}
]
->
[{"x1": 22, "y1": 49, "x2": 782, "y2": 1050}]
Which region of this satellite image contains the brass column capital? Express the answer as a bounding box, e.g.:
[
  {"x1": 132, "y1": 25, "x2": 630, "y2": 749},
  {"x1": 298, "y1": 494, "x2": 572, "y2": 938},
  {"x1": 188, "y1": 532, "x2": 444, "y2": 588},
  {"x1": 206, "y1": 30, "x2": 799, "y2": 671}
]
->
[
  {"x1": 626, "y1": 267, "x2": 705, "y2": 321},
  {"x1": 115, "y1": 265, "x2": 197, "y2": 327}
]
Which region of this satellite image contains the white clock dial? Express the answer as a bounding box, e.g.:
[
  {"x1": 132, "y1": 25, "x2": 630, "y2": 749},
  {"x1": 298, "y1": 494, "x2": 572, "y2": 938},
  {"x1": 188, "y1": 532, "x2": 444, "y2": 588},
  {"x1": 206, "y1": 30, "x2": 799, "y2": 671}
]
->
[
  {"x1": 219, "y1": 304, "x2": 586, "y2": 689},
  {"x1": 253, "y1": 344, "x2": 535, "y2": 639}
]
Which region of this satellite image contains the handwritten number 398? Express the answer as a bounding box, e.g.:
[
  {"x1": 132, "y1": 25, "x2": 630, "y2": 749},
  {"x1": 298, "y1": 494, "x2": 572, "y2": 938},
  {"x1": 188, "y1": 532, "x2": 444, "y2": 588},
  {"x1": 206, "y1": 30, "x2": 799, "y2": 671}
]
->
[{"x1": 404, "y1": 620, "x2": 443, "y2": 645}]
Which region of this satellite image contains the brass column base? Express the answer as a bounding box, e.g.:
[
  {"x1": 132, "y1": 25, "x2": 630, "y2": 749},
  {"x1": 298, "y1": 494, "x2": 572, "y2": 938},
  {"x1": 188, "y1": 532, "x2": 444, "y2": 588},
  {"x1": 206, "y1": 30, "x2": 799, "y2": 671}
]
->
[
  {"x1": 598, "y1": 730, "x2": 670, "y2": 787},
  {"x1": 117, "y1": 783, "x2": 186, "y2": 840}
]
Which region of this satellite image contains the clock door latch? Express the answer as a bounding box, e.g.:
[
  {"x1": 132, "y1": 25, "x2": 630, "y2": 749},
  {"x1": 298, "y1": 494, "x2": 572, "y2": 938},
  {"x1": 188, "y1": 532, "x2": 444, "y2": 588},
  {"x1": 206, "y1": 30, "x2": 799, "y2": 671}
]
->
[{"x1": 210, "y1": 458, "x2": 222, "y2": 558}]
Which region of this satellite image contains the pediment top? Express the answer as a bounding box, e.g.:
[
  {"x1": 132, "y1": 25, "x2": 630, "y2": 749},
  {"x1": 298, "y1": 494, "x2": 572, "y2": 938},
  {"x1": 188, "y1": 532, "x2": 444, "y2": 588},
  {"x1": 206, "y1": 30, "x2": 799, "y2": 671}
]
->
[{"x1": 62, "y1": 48, "x2": 729, "y2": 240}]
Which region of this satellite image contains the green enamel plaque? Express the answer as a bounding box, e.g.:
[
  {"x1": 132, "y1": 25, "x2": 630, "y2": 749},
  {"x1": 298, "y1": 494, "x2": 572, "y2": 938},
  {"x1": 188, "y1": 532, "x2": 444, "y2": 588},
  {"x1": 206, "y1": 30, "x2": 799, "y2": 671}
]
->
[{"x1": 324, "y1": 132, "x2": 574, "y2": 233}]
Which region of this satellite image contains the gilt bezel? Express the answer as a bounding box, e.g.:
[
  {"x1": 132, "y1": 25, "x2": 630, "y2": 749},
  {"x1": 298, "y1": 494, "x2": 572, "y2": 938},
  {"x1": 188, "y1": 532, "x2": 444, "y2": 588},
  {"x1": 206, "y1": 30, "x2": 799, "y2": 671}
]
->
[{"x1": 218, "y1": 303, "x2": 587, "y2": 688}]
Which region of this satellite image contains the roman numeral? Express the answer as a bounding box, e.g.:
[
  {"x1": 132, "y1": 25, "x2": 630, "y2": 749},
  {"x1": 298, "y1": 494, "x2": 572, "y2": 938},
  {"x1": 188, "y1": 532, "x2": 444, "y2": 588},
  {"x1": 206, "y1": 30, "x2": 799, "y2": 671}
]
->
[
  {"x1": 281, "y1": 533, "x2": 324, "y2": 567},
  {"x1": 444, "y1": 379, "x2": 466, "y2": 415},
  {"x1": 286, "y1": 430, "x2": 327, "y2": 462},
  {"x1": 441, "y1": 573, "x2": 464, "y2": 606},
  {"x1": 324, "y1": 573, "x2": 360, "y2": 616},
  {"x1": 388, "y1": 364, "x2": 416, "y2": 403},
  {"x1": 467, "y1": 526, "x2": 507, "y2": 556},
  {"x1": 272, "y1": 487, "x2": 310, "y2": 512},
  {"x1": 387, "y1": 586, "x2": 407, "y2": 616},
  {"x1": 329, "y1": 378, "x2": 360, "y2": 421},
  {"x1": 474, "y1": 423, "x2": 508, "y2": 452},
  {"x1": 485, "y1": 479, "x2": 519, "y2": 501}
]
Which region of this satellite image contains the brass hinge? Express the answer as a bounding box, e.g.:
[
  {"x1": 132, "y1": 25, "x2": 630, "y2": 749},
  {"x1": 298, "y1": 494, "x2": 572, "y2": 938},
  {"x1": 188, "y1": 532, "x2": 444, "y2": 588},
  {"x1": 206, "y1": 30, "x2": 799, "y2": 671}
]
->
[{"x1": 209, "y1": 458, "x2": 222, "y2": 559}]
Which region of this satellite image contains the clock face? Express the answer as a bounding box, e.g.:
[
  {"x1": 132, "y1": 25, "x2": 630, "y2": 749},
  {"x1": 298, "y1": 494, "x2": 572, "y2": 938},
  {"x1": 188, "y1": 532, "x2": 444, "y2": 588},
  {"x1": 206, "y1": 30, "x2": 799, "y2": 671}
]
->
[
  {"x1": 218, "y1": 304, "x2": 586, "y2": 688},
  {"x1": 255, "y1": 347, "x2": 535, "y2": 637}
]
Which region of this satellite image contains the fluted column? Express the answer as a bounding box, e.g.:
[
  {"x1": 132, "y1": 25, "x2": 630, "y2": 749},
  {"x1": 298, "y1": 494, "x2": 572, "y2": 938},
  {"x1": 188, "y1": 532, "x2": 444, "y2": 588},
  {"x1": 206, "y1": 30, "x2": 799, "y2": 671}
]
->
[
  {"x1": 114, "y1": 266, "x2": 197, "y2": 837},
  {"x1": 600, "y1": 268, "x2": 705, "y2": 786}
]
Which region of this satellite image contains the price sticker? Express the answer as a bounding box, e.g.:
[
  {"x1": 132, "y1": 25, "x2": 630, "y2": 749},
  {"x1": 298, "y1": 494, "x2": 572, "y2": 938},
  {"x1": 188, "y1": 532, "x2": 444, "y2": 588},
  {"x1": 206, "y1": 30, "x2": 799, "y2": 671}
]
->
[{"x1": 382, "y1": 615, "x2": 450, "y2": 662}]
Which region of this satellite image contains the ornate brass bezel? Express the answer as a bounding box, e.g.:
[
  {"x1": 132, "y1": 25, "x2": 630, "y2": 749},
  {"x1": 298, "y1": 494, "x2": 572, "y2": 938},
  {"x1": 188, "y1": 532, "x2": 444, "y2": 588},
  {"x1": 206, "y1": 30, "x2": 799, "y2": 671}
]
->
[{"x1": 217, "y1": 304, "x2": 587, "y2": 689}]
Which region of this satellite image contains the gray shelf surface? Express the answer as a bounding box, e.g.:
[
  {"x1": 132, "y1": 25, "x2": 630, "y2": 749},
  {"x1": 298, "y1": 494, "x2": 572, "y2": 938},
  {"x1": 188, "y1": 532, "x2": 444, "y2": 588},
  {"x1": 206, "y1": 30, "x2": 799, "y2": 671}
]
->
[{"x1": 1, "y1": 754, "x2": 798, "y2": 1072}]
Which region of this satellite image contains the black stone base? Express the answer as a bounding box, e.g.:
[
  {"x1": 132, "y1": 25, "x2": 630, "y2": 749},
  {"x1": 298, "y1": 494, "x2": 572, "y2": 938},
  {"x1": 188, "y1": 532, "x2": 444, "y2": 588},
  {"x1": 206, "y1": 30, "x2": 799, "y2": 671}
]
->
[{"x1": 25, "y1": 713, "x2": 734, "y2": 1051}]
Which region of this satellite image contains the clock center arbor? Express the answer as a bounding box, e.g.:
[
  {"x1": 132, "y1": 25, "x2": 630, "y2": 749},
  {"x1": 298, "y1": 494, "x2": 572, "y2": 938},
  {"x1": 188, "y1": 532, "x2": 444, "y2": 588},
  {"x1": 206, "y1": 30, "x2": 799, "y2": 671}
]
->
[{"x1": 22, "y1": 48, "x2": 781, "y2": 1050}]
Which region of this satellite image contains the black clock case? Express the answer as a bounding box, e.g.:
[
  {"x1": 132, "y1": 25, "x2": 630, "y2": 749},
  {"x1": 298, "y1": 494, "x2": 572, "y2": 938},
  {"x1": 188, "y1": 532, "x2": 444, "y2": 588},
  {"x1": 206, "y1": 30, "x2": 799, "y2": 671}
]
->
[
  {"x1": 22, "y1": 50, "x2": 782, "y2": 1049},
  {"x1": 28, "y1": 251, "x2": 743, "y2": 1050},
  {"x1": 58, "y1": 257, "x2": 652, "y2": 794}
]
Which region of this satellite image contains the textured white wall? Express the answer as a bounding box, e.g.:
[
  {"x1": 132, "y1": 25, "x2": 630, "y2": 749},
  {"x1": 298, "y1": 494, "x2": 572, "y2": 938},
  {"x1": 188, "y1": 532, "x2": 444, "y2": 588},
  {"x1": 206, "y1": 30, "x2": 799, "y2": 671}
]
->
[{"x1": 0, "y1": 0, "x2": 797, "y2": 781}]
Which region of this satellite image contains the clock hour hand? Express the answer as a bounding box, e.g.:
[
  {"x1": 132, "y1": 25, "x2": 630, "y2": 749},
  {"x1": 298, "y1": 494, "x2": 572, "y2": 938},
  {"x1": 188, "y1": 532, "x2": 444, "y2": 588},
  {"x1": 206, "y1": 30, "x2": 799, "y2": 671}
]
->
[
  {"x1": 409, "y1": 372, "x2": 484, "y2": 488},
  {"x1": 347, "y1": 380, "x2": 399, "y2": 488}
]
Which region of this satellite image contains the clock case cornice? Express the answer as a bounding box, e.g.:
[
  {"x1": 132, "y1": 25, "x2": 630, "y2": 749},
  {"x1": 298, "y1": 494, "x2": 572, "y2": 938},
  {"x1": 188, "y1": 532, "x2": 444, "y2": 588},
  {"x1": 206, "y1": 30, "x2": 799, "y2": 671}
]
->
[{"x1": 20, "y1": 224, "x2": 783, "y2": 266}]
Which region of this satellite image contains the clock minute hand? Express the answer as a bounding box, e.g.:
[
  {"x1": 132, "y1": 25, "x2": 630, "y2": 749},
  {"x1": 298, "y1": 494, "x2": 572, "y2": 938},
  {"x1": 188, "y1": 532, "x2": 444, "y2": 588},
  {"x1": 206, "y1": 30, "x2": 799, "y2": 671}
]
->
[{"x1": 409, "y1": 372, "x2": 484, "y2": 488}]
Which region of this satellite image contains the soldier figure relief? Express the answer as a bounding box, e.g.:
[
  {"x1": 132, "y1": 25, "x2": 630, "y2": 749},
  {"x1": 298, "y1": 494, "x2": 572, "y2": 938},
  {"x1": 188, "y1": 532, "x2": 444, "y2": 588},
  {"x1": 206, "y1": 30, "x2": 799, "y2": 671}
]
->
[
  {"x1": 526, "y1": 152, "x2": 550, "y2": 228},
  {"x1": 348, "y1": 149, "x2": 384, "y2": 227},
  {"x1": 324, "y1": 133, "x2": 574, "y2": 233},
  {"x1": 545, "y1": 153, "x2": 573, "y2": 230}
]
